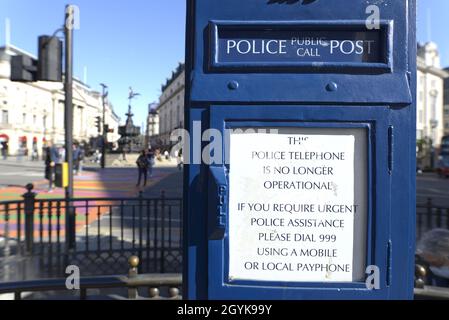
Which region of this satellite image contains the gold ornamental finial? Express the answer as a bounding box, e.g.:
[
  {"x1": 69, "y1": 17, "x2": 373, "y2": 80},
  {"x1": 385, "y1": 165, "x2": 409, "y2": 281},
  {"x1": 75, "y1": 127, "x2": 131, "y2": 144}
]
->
[{"x1": 129, "y1": 256, "x2": 140, "y2": 269}]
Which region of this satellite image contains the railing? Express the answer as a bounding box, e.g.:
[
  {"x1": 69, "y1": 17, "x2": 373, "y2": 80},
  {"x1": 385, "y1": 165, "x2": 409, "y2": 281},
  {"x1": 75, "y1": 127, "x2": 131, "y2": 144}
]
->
[
  {"x1": 414, "y1": 257, "x2": 449, "y2": 300},
  {"x1": 2, "y1": 186, "x2": 449, "y2": 298},
  {"x1": 0, "y1": 256, "x2": 182, "y2": 300},
  {"x1": 0, "y1": 185, "x2": 183, "y2": 282},
  {"x1": 416, "y1": 198, "x2": 449, "y2": 240}
]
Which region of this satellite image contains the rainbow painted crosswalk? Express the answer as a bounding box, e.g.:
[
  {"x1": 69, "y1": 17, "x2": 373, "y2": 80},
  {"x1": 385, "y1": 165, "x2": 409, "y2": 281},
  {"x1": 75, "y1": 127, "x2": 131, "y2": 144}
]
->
[{"x1": 0, "y1": 168, "x2": 173, "y2": 238}]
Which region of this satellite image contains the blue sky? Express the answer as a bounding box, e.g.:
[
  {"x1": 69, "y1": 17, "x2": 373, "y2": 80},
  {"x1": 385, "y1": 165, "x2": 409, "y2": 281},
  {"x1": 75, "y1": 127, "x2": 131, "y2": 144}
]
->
[
  {"x1": 0, "y1": 0, "x2": 186, "y2": 126},
  {"x1": 0, "y1": 0, "x2": 447, "y2": 125}
]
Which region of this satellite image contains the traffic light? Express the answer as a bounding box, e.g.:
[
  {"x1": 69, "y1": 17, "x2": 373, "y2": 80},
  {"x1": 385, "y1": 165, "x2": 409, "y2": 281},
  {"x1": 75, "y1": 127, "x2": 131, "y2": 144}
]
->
[
  {"x1": 10, "y1": 55, "x2": 38, "y2": 82},
  {"x1": 38, "y1": 36, "x2": 63, "y2": 82},
  {"x1": 103, "y1": 124, "x2": 114, "y2": 133},
  {"x1": 95, "y1": 117, "x2": 102, "y2": 133}
]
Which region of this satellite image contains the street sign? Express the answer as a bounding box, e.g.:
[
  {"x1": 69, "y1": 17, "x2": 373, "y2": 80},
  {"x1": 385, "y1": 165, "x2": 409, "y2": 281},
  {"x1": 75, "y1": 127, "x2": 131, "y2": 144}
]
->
[
  {"x1": 184, "y1": 0, "x2": 416, "y2": 300},
  {"x1": 228, "y1": 128, "x2": 367, "y2": 284}
]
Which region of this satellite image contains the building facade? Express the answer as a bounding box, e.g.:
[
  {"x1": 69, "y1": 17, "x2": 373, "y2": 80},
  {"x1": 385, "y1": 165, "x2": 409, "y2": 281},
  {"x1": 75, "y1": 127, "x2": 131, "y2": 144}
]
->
[
  {"x1": 417, "y1": 42, "x2": 449, "y2": 168},
  {"x1": 146, "y1": 102, "x2": 160, "y2": 148},
  {"x1": 154, "y1": 63, "x2": 185, "y2": 148},
  {"x1": 444, "y1": 69, "x2": 449, "y2": 136},
  {"x1": 417, "y1": 42, "x2": 448, "y2": 145},
  {"x1": 0, "y1": 45, "x2": 120, "y2": 157}
]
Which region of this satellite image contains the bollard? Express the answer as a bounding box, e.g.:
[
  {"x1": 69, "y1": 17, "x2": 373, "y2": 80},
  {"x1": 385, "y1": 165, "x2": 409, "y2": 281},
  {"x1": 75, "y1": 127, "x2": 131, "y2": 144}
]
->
[
  {"x1": 148, "y1": 288, "x2": 160, "y2": 299},
  {"x1": 169, "y1": 287, "x2": 180, "y2": 299},
  {"x1": 415, "y1": 264, "x2": 427, "y2": 289},
  {"x1": 22, "y1": 184, "x2": 36, "y2": 254},
  {"x1": 128, "y1": 255, "x2": 139, "y2": 299}
]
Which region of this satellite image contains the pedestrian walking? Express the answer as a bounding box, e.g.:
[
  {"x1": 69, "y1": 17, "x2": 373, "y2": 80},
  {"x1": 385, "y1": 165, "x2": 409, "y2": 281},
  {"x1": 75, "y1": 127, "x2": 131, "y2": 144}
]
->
[{"x1": 136, "y1": 150, "x2": 149, "y2": 187}]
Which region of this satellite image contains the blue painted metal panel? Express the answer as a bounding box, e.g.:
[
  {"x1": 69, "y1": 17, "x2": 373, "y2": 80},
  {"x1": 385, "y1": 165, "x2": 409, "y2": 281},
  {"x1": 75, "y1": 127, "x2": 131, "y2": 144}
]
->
[
  {"x1": 206, "y1": 105, "x2": 391, "y2": 300},
  {"x1": 184, "y1": 0, "x2": 416, "y2": 300}
]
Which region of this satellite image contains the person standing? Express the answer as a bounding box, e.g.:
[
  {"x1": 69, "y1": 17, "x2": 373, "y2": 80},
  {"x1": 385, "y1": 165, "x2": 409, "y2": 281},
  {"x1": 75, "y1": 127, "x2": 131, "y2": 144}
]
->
[
  {"x1": 18, "y1": 144, "x2": 24, "y2": 162},
  {"x1": 177, "y1": 148, "x2": 183, "y2": 171},
  {"x1": 58, "y1": 146, "x2": 65, "y2": 164},
  {"x1": 2, "y1": 141, "x2": 8, "y2": 160},
  {"x1": 31, "y1": 142, "x2": 39, "y2": 161},
  {"x1": 136, "y1": 150, "x2": 149, "y2": 187},
  {"x1": 147, "y1": 148, "x2": 155, "y2": 178},
  {"x1": 73, "y1": 144, "x2": 80, "y2": 175},
  {"x1": 78, "y1": 144, "x2": 85, "y2": 175},
  {"x1": 45, "y1": 141, "x2": 59, "y2": 193}
]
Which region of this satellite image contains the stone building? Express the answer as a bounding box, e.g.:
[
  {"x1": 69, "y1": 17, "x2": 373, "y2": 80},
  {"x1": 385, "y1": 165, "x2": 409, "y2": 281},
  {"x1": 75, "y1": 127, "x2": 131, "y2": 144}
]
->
[
  {"x1": 0, "y1": 44, "x2": 120, "y2": 157},
  {"x1": 146, "y1": 102, "x2": 160, "y2": 148},
  {"x1": 154, "y1": 63, "x2": 185, "y2": 149},
  {"x1": 417, "y1": 42, "x2": 449, "y2": 168}
]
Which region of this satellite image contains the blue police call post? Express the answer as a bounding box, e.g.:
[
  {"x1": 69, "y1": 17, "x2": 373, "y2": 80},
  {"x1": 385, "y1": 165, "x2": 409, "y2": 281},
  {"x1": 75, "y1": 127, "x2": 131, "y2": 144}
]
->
[{"x1": 184, "y1": 0, "x2": 416, "y2": 300}]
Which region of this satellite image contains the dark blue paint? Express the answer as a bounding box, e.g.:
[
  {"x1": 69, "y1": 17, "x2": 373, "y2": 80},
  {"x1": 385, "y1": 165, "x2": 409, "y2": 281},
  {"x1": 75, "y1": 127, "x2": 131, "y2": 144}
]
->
[{"x1": 184, "y1": 0, "x2": 416, "y2": 300}]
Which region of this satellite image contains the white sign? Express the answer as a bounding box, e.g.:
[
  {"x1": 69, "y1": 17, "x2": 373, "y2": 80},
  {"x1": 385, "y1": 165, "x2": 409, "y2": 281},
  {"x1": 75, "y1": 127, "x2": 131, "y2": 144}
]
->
[{"x1": 228, "y1": 128, "x2": 367, "y2": 283}]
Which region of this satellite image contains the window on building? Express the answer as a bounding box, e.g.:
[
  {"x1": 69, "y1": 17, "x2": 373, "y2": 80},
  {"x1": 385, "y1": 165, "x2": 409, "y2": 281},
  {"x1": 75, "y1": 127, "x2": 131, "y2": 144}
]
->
[
  {"x1": 22, "y1": 113, "x2": 26, "y2": 124},
  {"x1": 43, "y1": 115, "x2": 47, "y2": 128},
  {"x1": 431, "y1": 80, "x2": 437, "y2": 88},
  {"x1": 1, "y1": 110, "x2": 8, "y2": 124},
  {"x1": 165, "y1": 114, "x2": 168, "y2": 133},
  {"x1": 33, "y1": 115, "x2": 37, "y2": 125},
  {"x1": 419, "y1": 110, "x2": 423, "y2": 124}
]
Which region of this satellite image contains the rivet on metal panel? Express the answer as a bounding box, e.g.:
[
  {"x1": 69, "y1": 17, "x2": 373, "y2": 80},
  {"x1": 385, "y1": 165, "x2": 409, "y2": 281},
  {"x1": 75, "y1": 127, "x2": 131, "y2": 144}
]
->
[
  {"x1": 228, "y1": 81, "x2": 239, "y2": 90},
  {"x1": 326, "y1": 82, "x2": 338, "y2": 92}
]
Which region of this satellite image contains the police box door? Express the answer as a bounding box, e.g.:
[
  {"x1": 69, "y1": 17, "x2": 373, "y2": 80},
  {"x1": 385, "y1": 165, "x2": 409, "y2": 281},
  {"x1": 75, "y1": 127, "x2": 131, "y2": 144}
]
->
[{"x1": 206, "y1": 105, "x2": 396, "y2": 300}]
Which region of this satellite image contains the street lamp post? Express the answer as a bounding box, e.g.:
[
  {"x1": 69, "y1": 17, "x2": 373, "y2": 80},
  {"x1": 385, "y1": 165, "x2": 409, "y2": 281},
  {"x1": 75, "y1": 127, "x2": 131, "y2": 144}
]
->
[
  {"x1": 64, "y1": 4, "x2": 75, "y2": 248},
  {"x1": 100, "y1": 83, "x2": 108, "y2": 169}
]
